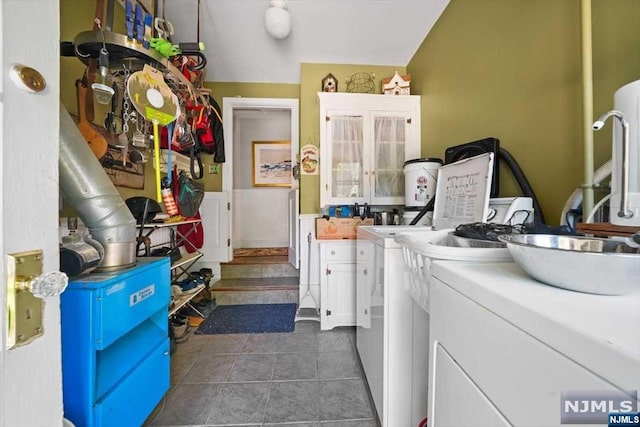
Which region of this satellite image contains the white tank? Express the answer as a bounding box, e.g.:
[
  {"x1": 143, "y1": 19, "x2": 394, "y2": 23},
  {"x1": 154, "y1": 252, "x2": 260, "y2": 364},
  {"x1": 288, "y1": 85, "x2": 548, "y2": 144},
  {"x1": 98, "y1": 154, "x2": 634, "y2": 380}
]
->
[
  {"x1": 403, "y1": 158, "x2": 442, "y2": 208},
  {"x1": 612, "y1": 80, "x2": 640, "y2": 226}
]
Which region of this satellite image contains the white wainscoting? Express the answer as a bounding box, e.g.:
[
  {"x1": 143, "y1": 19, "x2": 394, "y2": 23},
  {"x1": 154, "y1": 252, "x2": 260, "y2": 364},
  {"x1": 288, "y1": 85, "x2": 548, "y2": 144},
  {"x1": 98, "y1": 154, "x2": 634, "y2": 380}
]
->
[{"x1": 233, "y1": 189, "x2": 289, "y2": 248}]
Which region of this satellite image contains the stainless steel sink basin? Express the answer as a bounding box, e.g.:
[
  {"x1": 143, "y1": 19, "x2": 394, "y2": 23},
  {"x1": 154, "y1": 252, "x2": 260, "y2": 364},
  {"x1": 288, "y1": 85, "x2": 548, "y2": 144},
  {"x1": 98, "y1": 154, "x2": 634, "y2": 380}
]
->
[{"x1": 499, "y1": 234, "x2": 640, "y2": 295}]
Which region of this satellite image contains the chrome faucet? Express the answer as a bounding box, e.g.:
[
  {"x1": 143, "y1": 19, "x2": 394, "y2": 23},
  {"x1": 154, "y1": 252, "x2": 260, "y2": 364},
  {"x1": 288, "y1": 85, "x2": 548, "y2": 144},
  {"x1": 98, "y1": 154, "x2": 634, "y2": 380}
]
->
[{"x1": 592, "y1": 110, "x2": 634, "y2": 219}]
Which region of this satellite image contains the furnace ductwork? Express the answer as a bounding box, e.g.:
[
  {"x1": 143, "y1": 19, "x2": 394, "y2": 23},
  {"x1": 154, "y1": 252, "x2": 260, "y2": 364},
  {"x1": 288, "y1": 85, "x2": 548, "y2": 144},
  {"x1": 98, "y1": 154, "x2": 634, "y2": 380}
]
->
[{"x1": 59, "y1": 105, "x2": 137, "y2": 270}]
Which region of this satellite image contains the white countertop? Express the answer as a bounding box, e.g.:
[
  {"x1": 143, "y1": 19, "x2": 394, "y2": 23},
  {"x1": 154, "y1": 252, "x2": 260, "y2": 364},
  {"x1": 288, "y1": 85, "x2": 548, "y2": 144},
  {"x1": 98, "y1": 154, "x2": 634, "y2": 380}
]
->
[
  {"x1": 357, "y1": 225, "x2": 433, "y2": 248},
  {"x1": 431, "y1": 261, "x2": 640, "y2": 391}
]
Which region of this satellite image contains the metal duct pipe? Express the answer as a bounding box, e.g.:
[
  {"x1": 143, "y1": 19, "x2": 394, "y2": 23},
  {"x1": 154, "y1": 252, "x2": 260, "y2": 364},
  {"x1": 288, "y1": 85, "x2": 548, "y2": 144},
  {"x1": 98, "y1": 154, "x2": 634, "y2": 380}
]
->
[{"x1": 59, "y1": 105, "x2": 137, "y2": 270}]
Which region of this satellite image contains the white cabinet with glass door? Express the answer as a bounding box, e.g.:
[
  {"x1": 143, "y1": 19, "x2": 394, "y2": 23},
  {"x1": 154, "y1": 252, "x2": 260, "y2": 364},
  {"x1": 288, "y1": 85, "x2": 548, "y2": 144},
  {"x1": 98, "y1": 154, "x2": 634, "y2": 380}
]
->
[{"x1": 318, "y1": 93, "x2": 421, "y2": 208}]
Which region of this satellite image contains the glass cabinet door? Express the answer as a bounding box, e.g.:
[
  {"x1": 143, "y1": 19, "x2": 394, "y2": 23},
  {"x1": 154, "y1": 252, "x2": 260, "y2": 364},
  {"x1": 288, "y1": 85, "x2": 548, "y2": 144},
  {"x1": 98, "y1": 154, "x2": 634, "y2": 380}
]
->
[
  {"x1": 371, "y1": 113, "x2": 409, "y2": 204},
  {"x1": 319, "y1": 93, "x2": 421, "y2": 208},
  {"x1": 327, "y1": 114, "x2": 366, "y2": 203}
]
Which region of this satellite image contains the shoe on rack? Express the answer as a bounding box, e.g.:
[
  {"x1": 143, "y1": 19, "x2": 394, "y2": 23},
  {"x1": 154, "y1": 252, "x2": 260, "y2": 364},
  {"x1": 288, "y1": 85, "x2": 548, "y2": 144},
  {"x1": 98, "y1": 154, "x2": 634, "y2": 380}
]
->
[
  {"x1": 199, "y1": 268, "x2": 213, "y2": 287},
  {"x1": 171, "y1": 285, "x2": 183, "y2": 298},
  {"x1": 178, "y1": 278, "x2": 203, "y2": 295},
  {"x1": 170, "y1": 317, "x2": 191, "y2": 343},
  {"x1": 188, "y1": 272, "x2": 206, "y2": 287}
]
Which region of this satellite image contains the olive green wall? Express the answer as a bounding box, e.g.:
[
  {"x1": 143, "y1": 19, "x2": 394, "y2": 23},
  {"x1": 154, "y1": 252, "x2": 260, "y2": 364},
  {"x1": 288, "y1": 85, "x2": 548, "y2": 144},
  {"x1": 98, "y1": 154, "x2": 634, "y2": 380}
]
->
[
  {"x1": 407, "y1": 0, "x2": 640, "y2": 224},
  {"x1": 298, "y1": 63, "x2": 407, "y2": 214},
  {"x1": 205, "y1": 82, "x2": 299, "y2": 100},
  {"x1": 202, "y1": 82, "x2": 300, "y2": 191}
]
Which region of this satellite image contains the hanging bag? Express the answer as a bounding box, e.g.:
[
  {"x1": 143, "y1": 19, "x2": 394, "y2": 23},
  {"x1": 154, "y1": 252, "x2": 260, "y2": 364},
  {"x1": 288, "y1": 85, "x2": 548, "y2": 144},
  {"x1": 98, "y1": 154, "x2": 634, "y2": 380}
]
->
[
  {"x1": 186, "y1": 103, "x2": 215, "y2": 154},
  {"x1": 177, "y1": 170, "x2": 204, "y2": 218},
  {"x1": 177, "y1": 212, "x2": 204, "y2": 253}
]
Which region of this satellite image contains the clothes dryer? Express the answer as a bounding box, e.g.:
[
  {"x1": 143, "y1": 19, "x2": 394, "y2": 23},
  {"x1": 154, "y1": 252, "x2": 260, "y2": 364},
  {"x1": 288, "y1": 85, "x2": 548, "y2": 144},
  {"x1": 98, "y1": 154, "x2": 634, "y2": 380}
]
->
[{"x1": 357, "y1": 153, "x2": 526, "y2": 426}]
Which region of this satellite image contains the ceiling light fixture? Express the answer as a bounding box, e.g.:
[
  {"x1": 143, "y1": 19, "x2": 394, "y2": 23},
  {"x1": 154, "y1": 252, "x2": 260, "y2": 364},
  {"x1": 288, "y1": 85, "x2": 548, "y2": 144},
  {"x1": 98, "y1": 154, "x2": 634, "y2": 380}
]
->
[{"x1": 265, "y1": 0, "x2": 291, "y2": 39}]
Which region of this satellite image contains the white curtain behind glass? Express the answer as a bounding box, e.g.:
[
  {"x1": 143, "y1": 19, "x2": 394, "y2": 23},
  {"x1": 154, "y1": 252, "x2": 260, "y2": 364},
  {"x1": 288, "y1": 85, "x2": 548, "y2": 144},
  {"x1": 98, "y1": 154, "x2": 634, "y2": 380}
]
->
[
  {"x1": 331, "y1": 116, "x2": 364, "y2": 198},
  {"x1": 374, "y1": 116, "x2": 406, "y2": 198}
]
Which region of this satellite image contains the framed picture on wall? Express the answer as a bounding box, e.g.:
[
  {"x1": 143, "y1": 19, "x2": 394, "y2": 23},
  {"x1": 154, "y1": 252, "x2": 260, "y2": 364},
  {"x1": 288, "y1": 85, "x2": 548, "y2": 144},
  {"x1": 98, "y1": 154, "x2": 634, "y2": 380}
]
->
[{"x1": 252, "y1": 140, "x2": 292, "y2": 187}]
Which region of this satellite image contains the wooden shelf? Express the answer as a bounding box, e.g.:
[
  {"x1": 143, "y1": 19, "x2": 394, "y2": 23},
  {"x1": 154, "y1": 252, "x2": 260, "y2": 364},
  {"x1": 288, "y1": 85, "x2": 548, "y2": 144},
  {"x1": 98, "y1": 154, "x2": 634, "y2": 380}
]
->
[
  {"x1": 576, "y1": 222, "x2": 640, "y2": 238},
  {"x1": 171, "y1": 252, "x2": 203, "y2": 271}
]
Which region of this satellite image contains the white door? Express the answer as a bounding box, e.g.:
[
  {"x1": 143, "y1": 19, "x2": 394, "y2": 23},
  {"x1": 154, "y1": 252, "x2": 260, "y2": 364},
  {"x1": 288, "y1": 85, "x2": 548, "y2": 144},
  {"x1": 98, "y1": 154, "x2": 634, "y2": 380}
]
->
[
  {"x1": 198, "y1": 192, "x2": 231, "y2": 263},
  {"x1": 222, "y1": 98, "x2": 299, "y2": 262},
  {"x1": 321, "y1": 111, "x2": 367, "y2": 207},
  {"x1": 0, "y1": 1, "x2": 63, "y2": 424},
  {"x1": 369, "y1": 111, "x2": 420, "y2": 205},
  {"x1": 321, "y1": 262, "x2": 357, "y2": 330},
  {"x1": 319, "y1": 242, "x2": 357, "y2": 331}
]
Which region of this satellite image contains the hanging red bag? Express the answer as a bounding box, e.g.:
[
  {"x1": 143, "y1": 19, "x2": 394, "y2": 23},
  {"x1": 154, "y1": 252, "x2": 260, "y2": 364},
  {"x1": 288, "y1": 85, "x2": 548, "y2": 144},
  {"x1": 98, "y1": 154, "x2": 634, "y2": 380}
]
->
[
  {"x1": 177, "y1": 211, "x2": 204, "y2": 254},
  {"x1": 186, "y1": 102, "x2": 215, "y2": 153}
]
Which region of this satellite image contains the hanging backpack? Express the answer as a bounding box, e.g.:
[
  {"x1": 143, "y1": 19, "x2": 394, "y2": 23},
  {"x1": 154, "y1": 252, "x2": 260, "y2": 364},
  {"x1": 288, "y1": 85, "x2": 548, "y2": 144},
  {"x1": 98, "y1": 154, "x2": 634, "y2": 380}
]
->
[{"x1": 176, "y1": 170, "x2": 204, "y2": 218}]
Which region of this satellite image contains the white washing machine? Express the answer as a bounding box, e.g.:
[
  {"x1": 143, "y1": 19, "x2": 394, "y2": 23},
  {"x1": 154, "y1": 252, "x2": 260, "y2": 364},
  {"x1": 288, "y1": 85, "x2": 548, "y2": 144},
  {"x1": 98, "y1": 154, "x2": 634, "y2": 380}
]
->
[
  {"x1": 427, "y1": 261, "x2": 640, "y2": 426},
  {"x1": 357, "y1": 153, "x2": 531, "y2": 426},
  {"x1": 357, "y1": 225, "x2": 431, "y2": 426}
]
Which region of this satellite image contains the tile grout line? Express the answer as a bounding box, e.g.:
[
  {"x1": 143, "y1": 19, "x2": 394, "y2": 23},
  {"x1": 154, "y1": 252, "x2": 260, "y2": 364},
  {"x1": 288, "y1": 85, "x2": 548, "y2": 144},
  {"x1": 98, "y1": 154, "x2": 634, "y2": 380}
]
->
[
  {"x1": 203, "y1": 374, "x2": 226, "y2": 426},
  {"x1": 259, "y1": 345, "x2": 277, "y2": 424},
  {"x1": 259, "y1": 377, "x2": 272, "y2": 424}
]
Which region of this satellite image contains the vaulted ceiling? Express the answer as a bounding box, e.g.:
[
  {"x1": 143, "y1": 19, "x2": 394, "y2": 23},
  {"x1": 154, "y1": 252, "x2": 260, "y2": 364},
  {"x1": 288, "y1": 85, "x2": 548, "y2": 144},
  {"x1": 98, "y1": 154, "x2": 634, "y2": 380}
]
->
[{"x1": 163, "y1": 0, "x2": 450, "y2": 84}]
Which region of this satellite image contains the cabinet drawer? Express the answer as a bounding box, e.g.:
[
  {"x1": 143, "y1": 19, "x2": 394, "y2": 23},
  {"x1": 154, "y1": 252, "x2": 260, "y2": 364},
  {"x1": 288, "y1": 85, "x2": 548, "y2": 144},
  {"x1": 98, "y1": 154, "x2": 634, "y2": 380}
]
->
[
  {"x1": 94, "y1": 339, "x2": 170, "y2": 427},
  {"x1": 322, "y1": 242, "x2": 356, "y2": 261},
  {"x1": 430, "y1": 278, "x2": 622, "y2": 426},
  {"x1": 94, "y1": 265, "x2": 169, "y2": 349},
  {"x1": 95, "y1": 315, "x2": 167, "y2": 399}
]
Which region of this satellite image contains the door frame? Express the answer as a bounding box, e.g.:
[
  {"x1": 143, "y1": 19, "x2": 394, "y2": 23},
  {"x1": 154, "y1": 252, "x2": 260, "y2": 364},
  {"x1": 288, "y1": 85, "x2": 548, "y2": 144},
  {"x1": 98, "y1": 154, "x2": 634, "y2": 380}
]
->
[{"x1": 222, "y1": 98, "x2": 300, "y2": 256}]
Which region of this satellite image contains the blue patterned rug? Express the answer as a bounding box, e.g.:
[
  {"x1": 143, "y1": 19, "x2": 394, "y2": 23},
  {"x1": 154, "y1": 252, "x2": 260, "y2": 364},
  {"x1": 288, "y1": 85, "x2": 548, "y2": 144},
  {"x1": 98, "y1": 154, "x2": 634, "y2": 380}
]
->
[{"x1": 195, "y1": 303, "x2": 297, "y2": 334}]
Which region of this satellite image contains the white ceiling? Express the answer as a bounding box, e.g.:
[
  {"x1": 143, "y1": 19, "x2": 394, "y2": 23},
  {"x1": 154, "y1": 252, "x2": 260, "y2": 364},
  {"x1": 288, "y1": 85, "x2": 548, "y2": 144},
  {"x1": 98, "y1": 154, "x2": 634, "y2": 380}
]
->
[{"x1": 164, "y1": 0, "x2": 450, "y2": 84}]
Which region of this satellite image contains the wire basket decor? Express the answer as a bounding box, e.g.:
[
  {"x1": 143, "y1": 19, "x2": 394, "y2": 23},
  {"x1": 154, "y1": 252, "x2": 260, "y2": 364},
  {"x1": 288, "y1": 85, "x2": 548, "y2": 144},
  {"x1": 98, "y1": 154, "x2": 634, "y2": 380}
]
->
[{"x1": 345, "y1": 72, "x2": 376, "y2": 94}]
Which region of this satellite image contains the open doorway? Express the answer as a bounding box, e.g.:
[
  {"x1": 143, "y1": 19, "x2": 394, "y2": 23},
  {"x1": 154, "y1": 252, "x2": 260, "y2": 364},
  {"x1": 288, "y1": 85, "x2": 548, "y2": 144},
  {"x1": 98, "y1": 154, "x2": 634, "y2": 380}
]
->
[{"x1": 222, "y1": 98, "x2": 300, "y2": 268}]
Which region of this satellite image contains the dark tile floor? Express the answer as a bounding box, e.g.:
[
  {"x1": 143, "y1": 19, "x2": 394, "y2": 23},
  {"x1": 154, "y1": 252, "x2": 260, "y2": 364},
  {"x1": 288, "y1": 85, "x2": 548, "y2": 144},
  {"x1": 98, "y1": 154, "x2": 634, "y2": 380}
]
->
[{"x1": 146, "y1": 321, "x2": 378, "y2": 427}]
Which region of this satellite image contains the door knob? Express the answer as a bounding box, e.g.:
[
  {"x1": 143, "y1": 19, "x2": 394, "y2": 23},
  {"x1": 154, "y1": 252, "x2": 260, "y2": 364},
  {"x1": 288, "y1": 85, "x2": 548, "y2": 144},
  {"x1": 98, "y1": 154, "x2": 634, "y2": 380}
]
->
[
  {"x1": 16, "y1": 271, "x2": 68, "y2": 299},
  {"x1": 6, "y1": 250, "x2": 68, "y2": 349}
]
